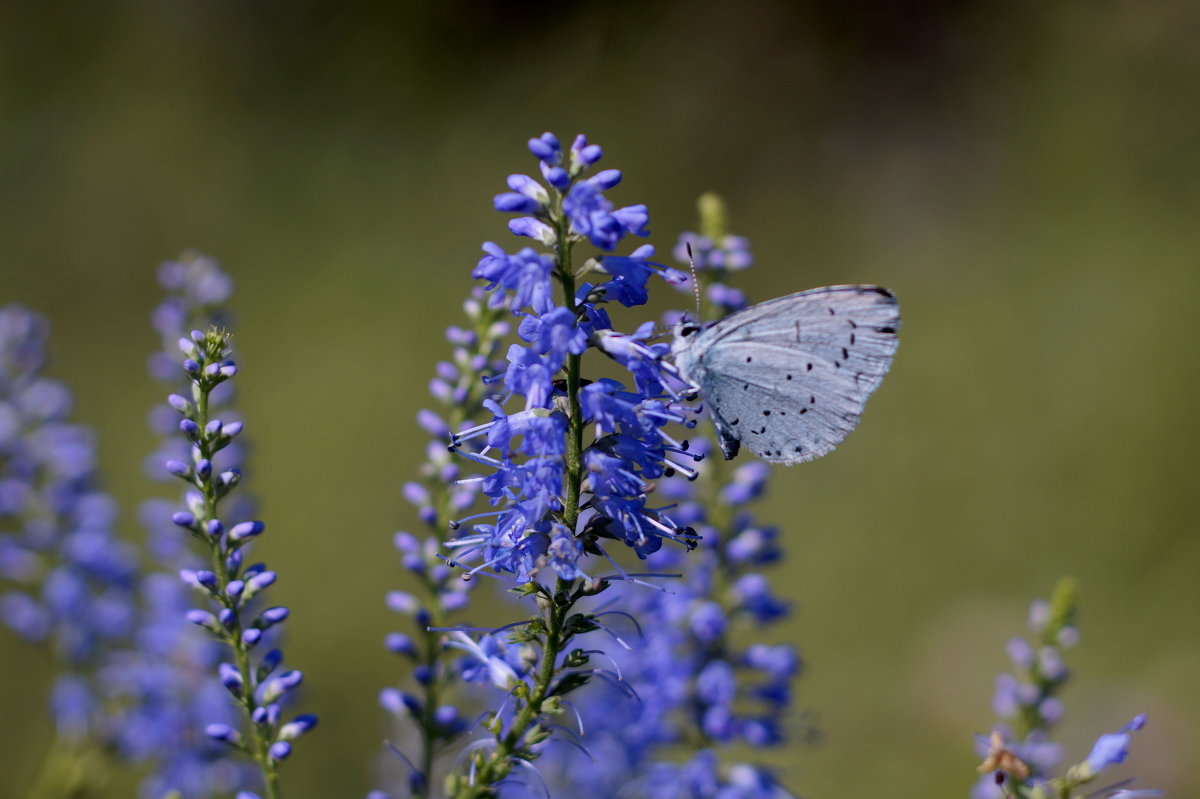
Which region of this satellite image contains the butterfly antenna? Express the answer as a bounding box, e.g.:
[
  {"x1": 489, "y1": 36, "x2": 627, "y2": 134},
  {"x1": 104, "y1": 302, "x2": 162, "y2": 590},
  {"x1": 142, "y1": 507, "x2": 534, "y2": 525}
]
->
[{"x1": 687, "y1": 242, "x2": 702, "y2": 322}]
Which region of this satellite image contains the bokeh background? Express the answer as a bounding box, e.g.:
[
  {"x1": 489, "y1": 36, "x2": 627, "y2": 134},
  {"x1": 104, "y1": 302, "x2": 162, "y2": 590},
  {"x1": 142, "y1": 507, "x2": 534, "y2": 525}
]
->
[{"x1": 2, "y1": 1, "x2": 1198, "y2": 796}]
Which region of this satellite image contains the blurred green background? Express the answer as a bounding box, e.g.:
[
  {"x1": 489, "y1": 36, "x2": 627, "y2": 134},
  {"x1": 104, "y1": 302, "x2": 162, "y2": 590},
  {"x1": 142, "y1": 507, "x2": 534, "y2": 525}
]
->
[{"x1": 2, "y1": 1, "x2": 1198, "y2": 796}]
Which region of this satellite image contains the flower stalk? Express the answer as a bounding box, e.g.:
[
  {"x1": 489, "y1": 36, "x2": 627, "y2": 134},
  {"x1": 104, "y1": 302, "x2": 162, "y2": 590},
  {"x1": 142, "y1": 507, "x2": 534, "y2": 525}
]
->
[
  {"x1": 436, "y1": 131, "x2": 690, "y2": 798},
  {"x1": 167, "y1": 329, "x2": 316, "y2": 799}
]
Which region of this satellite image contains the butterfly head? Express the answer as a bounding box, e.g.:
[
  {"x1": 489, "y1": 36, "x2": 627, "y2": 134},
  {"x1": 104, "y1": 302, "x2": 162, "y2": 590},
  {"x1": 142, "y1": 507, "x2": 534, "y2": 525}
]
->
[
  {"x1": 670, "y1": 317, "x2": 709, "y2": 374},
  {"x1": 670, "y1": 316, "x2": 705, "y2": 343}
]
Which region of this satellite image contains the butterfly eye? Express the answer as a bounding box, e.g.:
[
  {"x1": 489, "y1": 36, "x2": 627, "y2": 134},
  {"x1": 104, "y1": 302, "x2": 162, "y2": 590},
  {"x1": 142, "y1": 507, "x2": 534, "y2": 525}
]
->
[{"x1": 680, "y1": 325, "x2": 700, "y2": 337}]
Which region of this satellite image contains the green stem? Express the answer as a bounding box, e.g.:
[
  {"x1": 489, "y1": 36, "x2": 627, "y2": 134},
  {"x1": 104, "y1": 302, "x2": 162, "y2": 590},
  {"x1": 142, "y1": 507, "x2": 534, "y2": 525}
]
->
[
  {"x1": 454, "y1": 591, "x2": 571, "y2": 799},
  {"x1": 557, "y1": 205, "x2": 583, "y2": 530},
  {"x1": 193, "y1": 370, "x2": 281, "y2": 799}
]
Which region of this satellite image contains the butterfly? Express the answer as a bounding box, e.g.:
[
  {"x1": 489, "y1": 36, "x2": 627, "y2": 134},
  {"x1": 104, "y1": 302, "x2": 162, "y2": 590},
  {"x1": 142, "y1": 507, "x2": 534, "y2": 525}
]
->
[{"x1": 671, "y1": 285, "x2": 900, "y2": 464}]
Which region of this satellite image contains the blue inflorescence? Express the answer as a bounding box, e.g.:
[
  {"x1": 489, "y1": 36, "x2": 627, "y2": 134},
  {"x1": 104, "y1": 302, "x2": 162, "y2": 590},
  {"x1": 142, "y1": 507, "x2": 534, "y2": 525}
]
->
[{"x1": 0, "y1": 305, "x2": 138, "y2": 745}]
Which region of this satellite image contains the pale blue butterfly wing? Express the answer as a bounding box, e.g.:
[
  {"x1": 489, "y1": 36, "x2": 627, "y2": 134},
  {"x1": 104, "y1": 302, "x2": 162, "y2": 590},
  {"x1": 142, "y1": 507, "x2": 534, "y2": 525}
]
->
[{"x1": 672, "y1": 285, "x2": 900, "y2": 464}]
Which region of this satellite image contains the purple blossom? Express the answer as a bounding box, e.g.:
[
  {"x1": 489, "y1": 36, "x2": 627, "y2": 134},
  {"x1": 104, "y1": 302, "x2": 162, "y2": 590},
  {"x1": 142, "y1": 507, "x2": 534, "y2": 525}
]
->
[
  {"x1": 562, "y1": 178, "x2": 650, "y2": 251},
  {"x1": 373, "y1": 289, "x2": 512, "y2": 794},
  {"x1": 1083, "y1": 714, "x2": 1146, "y2": 775},
  {"x1": 973, "y1": 582, "x2": 1155, "y2": 799},
  {"x1": 134, "y1": 260, "x2": 316, "y2": 794},
  {"x1": 0, "y1": 305, "x2": 137, "y2": 747},
  {"x1": 391, "y1": 134, "x2": 713, "y2": 796},
  {"x1": 473, "y1": 244, "x2": 555, "y2": 315}
]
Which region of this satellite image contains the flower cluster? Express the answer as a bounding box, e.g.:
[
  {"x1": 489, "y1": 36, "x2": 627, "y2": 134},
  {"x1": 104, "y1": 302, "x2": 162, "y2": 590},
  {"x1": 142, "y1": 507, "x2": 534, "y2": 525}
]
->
[
  {"x1": 422, "y1": 132, "x2": 701, "y2": 796},
  {"x1": 973, "y1": 579, "x2": 1158, "y2": 799},
  {"x1": 165, "y1": 327, "x2": 316, "y2": 798},
  {"x1": 144, "y1": 254, "x2": 250, "y2": 555},
  {"x1": 449, "y1": 134, "x2": 693, "y2": 583},
  {"x1": 101, "y1": 255, "x2": 257, "y2": 798},
  {"x1": 0, "y1": 305, "x2": 138, "y2": 748},
  {"x1": 973, "y1": 582, "x2": 1078, "y2": 795},
  {"x1": 374, "y1": 289, "x2": 510, "y2": 797}
]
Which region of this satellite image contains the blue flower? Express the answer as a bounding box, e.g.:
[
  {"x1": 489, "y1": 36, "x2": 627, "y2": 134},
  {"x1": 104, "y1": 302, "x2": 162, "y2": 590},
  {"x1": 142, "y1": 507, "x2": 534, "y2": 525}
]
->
[
  {"x1": 545, "y1": 523, "x2": 586, "y2": 580},
  {"x1": 591, "y1": 323, "x2": 674, "y2": 399},
  {"x1": 563, "y1": 177, "x2": 650, "y2": 251},
  {"x1": 593, "y1": 246, "x2": 687, "y2": 308},
  {"x1": 0, "y1": 304, "x2": 138, "y2": 746},
  {"x1": 524, "y1": 306, "x2": 588, "y2": 372},
  {"x1": 570, "y1": 133, "x2": 604, "y2": 168},
  {"x1": 138, "y1": 263, "x2": 317, "y2": 794},
  {"x1": 473, "y1": 244, "x2": 555, "y2": 315},
  {"x1": 731, "y1": 574, "x2": 789, "y2": 623},
  {"x1": 1083, "y1": 714, "x2": 1146, "y2": 775},
  {"x1": 527, "y1": 131, "x2": 562, "y2": 165},
  {"x1": 493, "y1": 173, "x2": 550, "y2": 215},
  {"x1": 447, "y1": 631, "x2": 529, "y2": 690},
  {"x1": 502, "y1": 343, "x2": 556, "y2": 410},
  {"x1": 373, "y1": 293, "x2": 513, "y2": 797}
]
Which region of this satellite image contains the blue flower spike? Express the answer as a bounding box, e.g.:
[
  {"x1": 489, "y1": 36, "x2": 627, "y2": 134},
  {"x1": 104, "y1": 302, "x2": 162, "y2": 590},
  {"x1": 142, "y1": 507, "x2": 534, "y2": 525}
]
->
[
  {"x1": 372, "y1": 286, "x2": 511, "y2": 796},
  {"x1": 384, "y1": 134, "x2": 706, "y2": 798},
  {"x1": 973, "y1": 579, "x2": 1158, "y2": 799},
  {"x1": 165, "y1": 325, "x2": 315, "y2": 798},
  {"x1": 0, "y1": 305, "x2": 137, "y2": 781}
]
